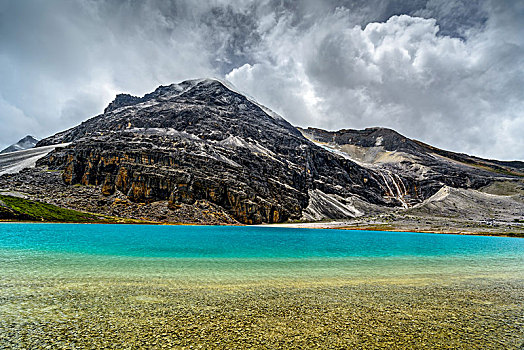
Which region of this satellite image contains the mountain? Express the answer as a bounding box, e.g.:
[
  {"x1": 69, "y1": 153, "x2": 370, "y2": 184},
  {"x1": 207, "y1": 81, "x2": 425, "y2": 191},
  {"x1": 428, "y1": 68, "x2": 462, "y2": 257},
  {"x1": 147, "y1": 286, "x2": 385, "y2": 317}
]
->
[
  {"x1": 298, "y1": 126, "x2": 524, "y2": 233},
  {"x1": 0, "y1": 135, "x2": 38, "y2": 154},
  {"x1": 0, "y1": 79, "x2": 522, "y2": 230},
  {"x1": 299, "y1": 127, "x2": 524, "y2": 175},
  {"x1": 33, "y1": 79, "x2": 397, "y2": 224},
  {"x1": 299, "y1": 127, "x2": 524, "y2": 203}
]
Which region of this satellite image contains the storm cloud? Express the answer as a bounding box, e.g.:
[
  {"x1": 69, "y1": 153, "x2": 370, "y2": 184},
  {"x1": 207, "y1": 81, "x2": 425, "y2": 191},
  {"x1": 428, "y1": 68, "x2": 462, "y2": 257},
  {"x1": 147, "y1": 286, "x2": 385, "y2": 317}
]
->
[{"x1": 0, "y1": 0, "x2": 522, "y2": 160}]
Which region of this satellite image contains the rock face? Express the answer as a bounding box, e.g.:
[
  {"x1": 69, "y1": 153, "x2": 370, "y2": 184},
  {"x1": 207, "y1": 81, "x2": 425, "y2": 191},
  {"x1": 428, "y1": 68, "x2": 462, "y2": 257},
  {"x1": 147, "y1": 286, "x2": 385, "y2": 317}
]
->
[
  {"x1": 36, "y1": 79, "x2": 402, "y2": 224},
  {"x1": 1, "y1": 135, "x2": 39, "y2": 154}
]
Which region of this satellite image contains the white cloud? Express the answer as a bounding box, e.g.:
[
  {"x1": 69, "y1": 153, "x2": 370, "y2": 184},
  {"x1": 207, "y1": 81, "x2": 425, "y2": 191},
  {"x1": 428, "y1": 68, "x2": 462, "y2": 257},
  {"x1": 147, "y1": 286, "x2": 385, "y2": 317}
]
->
[
  {"x1": 0, "y1": 95, "x2": 36, "y2": 144},
  {"x1": 228, "y1": 2, "x2": 524, "y2": 160},
  {"x1": 0, "y1": 0, "x2": 218, "y2": 148},
  {"x1": 0, "y1": 0, "x2": 522, "y2": 160}
]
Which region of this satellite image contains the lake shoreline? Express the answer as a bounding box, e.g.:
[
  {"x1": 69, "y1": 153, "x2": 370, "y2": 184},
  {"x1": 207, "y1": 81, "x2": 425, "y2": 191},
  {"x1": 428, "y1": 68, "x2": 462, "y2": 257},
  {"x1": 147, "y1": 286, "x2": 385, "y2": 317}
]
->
[
  {"x1": 2, "y1": 218, "x2": 523, "y2": 238},
  {"x1": 257, "y1": 222, "x2": 524, "y2": 238}
]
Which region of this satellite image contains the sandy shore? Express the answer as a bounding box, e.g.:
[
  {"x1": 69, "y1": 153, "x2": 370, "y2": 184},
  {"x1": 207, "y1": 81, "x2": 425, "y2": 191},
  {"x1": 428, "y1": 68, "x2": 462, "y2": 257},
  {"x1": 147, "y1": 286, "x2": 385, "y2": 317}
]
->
[
  {"x1": 1, "y1": 276, "x2": 523, "y2": 349},
  {"x1": 256, "y1": 218, "x2": 524, "y2": 238}
]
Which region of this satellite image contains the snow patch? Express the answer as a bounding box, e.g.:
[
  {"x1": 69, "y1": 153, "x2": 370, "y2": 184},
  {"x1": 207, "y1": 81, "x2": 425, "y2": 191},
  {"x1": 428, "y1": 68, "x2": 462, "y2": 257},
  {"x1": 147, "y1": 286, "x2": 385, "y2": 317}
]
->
[
  {"x1": 220, "y1": 135, "x2": 249, "y2": 149},
  {"x1": 317, "y1": 144, "x2": 355, "y2": 161},
  {"x1": 0, "y1": 143, "x2": 70, "y2": 175},
  {"x1": 128, "y1": 128, "x2": 199, "y2": 140},
  {"x1": 219, "y1": 135, "x2": 276, "y2": 157}
]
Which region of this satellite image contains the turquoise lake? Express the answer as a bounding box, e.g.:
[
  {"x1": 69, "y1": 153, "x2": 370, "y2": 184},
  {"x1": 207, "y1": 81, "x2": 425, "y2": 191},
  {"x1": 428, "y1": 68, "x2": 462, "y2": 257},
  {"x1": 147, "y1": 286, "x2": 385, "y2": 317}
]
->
[{"x1": 1, "y1": 223, "x2": 523, "y2": 283}]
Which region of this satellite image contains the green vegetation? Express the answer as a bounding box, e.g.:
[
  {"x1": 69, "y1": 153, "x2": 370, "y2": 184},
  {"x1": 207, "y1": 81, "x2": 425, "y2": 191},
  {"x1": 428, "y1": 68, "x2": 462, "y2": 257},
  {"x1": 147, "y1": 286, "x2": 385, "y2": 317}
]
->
[
  {"x1": 480, "y1": 181, "x2": 524, "y2": 196},
  {"x1": 0, "y1": 194, "x2": 107, "y2": 223}
]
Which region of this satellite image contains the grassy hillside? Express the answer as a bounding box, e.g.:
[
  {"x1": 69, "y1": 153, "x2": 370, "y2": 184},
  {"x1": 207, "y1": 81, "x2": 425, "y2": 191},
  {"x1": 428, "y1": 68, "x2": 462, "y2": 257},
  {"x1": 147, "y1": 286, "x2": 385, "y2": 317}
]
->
[{"x1": 0, "y1": 194, "x2": 117, "y2": 223}]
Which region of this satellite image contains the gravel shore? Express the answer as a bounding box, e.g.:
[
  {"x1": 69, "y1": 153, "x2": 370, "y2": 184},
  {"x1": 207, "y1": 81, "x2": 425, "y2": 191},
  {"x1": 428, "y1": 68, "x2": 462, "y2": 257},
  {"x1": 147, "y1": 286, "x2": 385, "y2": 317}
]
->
[{"x1": 1, "y1": 276, "x2": 523, "y2": 349}]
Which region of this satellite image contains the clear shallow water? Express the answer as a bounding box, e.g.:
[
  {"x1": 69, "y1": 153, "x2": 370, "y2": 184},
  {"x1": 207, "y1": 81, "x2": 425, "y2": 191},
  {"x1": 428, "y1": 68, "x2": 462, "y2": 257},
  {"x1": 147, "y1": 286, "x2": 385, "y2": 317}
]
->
[{"x1": 0, "y1": 223, "x2": 523, "y2": 283}]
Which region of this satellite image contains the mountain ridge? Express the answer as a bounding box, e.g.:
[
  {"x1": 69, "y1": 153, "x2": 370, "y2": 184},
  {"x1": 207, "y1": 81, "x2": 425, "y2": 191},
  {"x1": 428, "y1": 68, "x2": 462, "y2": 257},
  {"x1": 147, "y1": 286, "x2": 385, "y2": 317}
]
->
[
  {"x1": 300, "y1": 126, "x2": 524, "y2": 174},
  {"x1": 1, "y1": 79, "x2": 522, "y2": 231}
]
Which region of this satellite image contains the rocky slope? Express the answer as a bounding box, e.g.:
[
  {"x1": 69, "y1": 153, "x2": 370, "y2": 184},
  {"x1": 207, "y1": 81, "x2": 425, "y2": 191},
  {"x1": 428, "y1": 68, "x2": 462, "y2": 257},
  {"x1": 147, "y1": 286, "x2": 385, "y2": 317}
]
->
[
  {"x1": 1, "y1": 79, "x2": 523, "y2": 227},
  {"x1": 299, "y1": 127, "x2": 524, "y2": 204},
  {"x1": 299, "y1": 127, "x2": 524, "y2": 176},
  {"x1": 297, "y1": 127, "x2": 524, "y2": 234}
]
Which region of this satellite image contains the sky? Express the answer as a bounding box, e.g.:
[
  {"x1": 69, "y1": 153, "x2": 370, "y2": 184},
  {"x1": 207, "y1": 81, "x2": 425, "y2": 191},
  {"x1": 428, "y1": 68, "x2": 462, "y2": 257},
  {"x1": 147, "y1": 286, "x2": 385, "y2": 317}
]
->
[{"x1": 0, "y1": 0, "x2": 522, "y2": 160}]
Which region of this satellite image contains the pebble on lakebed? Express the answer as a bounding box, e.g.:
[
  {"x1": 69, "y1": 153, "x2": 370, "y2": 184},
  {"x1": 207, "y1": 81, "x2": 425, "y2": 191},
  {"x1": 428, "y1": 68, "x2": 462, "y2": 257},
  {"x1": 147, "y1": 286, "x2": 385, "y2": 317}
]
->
[{"x1": 1, "y1": 277, "x2": 523, "y2": 349}]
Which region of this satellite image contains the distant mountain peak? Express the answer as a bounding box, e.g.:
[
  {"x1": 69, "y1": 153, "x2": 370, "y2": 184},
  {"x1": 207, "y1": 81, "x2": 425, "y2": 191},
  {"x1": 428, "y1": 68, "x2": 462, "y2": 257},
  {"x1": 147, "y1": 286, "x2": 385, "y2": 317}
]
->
[
  {"x1": 38, "y1": 78, "x2": 301, "y2": 148},
  {"x1": 0, "y1": 135, "x2": 39, "y2": 154},
  {"x1": 19, "y1": 135, "x2": 39, "y2": 143}
]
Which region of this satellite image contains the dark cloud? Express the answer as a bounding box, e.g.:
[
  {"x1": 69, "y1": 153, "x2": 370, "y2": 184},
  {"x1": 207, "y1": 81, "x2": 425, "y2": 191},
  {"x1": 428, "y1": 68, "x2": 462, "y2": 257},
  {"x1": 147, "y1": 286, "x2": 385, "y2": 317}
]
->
[
  {"x1": 0, "y1": 0, "x2": 522, "y2": 160},
  {"x1": 411, "y1": 0, "x2": 488, "y2": 38}
]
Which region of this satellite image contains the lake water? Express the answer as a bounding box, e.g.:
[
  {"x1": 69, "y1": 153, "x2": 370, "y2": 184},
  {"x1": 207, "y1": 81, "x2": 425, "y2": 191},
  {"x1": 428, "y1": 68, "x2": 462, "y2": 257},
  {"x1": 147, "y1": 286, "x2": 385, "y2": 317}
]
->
[
  {"x1": 1, "y1": 223, "x2": 523, "y2": 284},
  {"x1": 2, "y1": 223, "x2": 524, "y2": 348}
]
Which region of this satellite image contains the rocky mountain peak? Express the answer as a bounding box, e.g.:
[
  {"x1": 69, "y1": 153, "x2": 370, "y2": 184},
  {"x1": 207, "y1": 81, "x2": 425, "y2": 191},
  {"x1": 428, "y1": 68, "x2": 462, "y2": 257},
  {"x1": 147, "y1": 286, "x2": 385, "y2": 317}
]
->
[
  {"x1": 6, "y1": 78, "x2": 523, "y2": 226},
  {"x1": 0, "y1": 135, "x2": 39, "y2": 154},
  {"x1": 104, "y1": 94, "x2": 141, "y2": 113},
  {"x1": 103, "y1": 79, "x2": 227, "y2": 114},
  {"x1": 20, "y1": 135, "x2": 39, "y2": 143},
  {"x1": 35, "y1": 78, "x2": 403, "y2": 224},
  {"x1": 39, "y1": 78, "x2": 301, "y2": 147}
]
